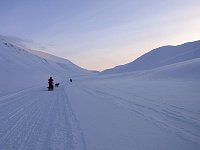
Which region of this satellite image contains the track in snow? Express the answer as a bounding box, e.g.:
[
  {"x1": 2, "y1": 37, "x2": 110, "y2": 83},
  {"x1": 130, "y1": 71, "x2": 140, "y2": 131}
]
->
[
  {"x1": 0, "y1": 85, "x2": 87, "y2": 150},
  {"x1": 75, "y1": 82, "x2": 200, "y2": 145}
]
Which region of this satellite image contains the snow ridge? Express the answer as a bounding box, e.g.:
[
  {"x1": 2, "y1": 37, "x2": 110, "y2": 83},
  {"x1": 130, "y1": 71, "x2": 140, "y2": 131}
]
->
[{"x1": 102, "y1": 40, "x2": 200, "y2": 74}]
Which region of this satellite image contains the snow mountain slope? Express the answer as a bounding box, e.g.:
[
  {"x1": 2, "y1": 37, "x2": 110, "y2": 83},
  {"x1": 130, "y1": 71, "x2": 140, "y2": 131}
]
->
[
  {"x1": 105, "y1": 57, "x2": 200, "y2": 81},
  {"x1": 102, "y1": 40, "x2": 200, "y2": 74},
  {"x1": 0, "y1": 37, "x2": 91, "y2": 96},
  {"x1": 28, "y1": 49, "x2": 90, "y2": 76}
]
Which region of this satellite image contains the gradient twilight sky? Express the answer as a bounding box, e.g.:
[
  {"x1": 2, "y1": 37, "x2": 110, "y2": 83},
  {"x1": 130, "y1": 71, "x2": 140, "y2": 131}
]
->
[{"x1": 0, "y1": 0, "x2": 200, "y2": 71}]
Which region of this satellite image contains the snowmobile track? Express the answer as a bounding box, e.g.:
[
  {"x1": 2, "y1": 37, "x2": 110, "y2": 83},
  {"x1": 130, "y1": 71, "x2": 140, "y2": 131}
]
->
[
  {"x1": 75, "y1": 83, "x2": 200, "y2": 145},
  {"x1": 0, "y1": 85, "x2": 87, "y2": 150}
]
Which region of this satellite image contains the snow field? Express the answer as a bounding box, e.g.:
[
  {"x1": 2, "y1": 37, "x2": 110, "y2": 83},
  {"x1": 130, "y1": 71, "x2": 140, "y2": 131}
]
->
[{"x1": 65, "y1": 76, "x2": 200, "y2": 150}]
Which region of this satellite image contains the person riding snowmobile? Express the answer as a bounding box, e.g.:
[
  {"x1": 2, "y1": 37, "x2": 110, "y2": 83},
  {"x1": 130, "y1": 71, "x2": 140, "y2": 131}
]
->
[{"x1": 48, "y1": 77, "x2": 54, "y2": 90}]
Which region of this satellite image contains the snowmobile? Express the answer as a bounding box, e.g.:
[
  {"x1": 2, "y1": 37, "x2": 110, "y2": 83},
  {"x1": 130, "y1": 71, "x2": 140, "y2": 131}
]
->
[
  {"x1": 48, "y1": 83, "x2": 54, "y2": 91},
  {"x1": 48, "y1": 77, "x2": 54, "y2": 91}
]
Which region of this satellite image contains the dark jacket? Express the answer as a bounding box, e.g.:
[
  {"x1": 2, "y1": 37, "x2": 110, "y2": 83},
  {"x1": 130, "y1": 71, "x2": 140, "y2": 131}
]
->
[{"x1": 48, "y1": 78, "x2": 54, "y2": 84}]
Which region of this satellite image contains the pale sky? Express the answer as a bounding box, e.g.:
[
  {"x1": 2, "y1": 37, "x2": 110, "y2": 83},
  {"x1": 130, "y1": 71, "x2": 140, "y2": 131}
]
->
[{"x1": 0, "y1": 0, "x2": 200, "y2": 71}]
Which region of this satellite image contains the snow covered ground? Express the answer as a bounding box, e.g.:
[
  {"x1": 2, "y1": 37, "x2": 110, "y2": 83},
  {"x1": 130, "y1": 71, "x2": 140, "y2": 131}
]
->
[
  {"x1": 67, "y1": 66, "x2": 200, "y2": 150},
  {"x1": 0, "y1": 71, "x2": 199, "y2": 150},
  {"x1": 0, "y1": 38, "x2": 200, "y2": 150}
]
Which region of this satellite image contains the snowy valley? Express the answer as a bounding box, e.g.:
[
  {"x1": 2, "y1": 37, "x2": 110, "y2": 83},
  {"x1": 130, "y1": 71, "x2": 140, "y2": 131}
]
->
[{"x1": 0, "y1": 37, "x2": 200, "y2": 150}]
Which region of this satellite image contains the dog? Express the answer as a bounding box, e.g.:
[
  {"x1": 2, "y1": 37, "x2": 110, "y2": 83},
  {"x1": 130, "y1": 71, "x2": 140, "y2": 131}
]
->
[{"x1": 55, "y1": 83, "x2": 59, "y2": 87}]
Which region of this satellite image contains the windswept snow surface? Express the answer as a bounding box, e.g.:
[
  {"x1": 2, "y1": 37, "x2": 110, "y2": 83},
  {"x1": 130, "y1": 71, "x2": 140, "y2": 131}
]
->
[
  {"x1": 0, "y1": 38, "x2": 200, "y2": 150},
  {"x1": 66, "y1": 60, "x2": 200, "y2": 150},
  {"x1": 0, "y1": 60, "x2": 200, "y2": 150},
  {"x1": 0, "y1": 61, "x2": 200, "y2": 150},
  {"x1": 0, "y1": 85, "x2": 87, "y2": 150}
]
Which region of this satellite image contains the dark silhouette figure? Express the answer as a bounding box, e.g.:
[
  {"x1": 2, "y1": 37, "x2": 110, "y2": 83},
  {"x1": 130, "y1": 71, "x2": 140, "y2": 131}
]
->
[
  {"x1": 70, "y1": 79, "x2": 72, "y2": 82},
  {"x1": 48, "y1": 77, "x2": 54, "y2": 91}
]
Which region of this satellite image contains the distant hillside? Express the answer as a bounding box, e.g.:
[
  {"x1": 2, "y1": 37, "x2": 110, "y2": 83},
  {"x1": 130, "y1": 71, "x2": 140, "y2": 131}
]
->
[
  {"x1": 27, "y1": 49, "x2": 91, "y2": 76},
  {"x1": 102, "y1": 40, "x2": 200, "y2": 74},
  {"x1": 0, "y1": 37, "x2": 92, "y2": 94}
]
